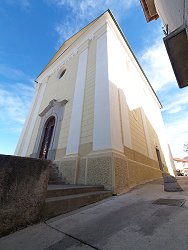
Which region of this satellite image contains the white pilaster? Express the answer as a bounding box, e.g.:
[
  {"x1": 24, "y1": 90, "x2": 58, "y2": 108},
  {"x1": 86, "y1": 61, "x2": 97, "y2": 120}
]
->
[
  {"x1": 109, "y1": 82, "x2": 124, "y2": 152},
  {"x1": 19, "y1": 78, "x2": 48, "y2": 156},
  {"x1": 66, "y1": 43, "x2": 89, "y2": 155},
  {"x1": 118, "y1": 90, "x2": 132, "y2": 149},
  {"x1": 140, "y1": 108, "x2": 153, "y2": 159},
  {"x1": 93, "y1": 31, "x2": 111, "y2": 151}
]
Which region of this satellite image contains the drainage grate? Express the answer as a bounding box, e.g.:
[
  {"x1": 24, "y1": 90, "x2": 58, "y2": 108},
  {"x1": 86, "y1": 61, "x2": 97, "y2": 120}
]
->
[{"x1": 153, "y1": 199, "x2": 186, "y2": 207}]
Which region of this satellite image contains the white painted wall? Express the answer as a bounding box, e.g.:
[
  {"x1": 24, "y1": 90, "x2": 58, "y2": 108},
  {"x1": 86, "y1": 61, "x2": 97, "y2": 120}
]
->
[
  {"x1": 106, "y1": 22, "x2": 142, "y2": 152},
  {"x1": 140, "y1": 107, "x2": 153, "y2": 158},
  {"x1": 118, "y1": 90, "x2": 132, "y2": 149},
  {"x1": 19, "y1": 78, "x2": 48, "y2": 156},
  {"x1": 93, "y1": 31, "x2": 111, "y2": 151},
  {"x1": 107, "y1": 25, "x2": 126, "y2": 153},
  {"x1": 154, "y1": 0, "x2": 185, "y2": 33},
  {"x1": 66, "y1": 45, "x2": 88, "y2": 155},
  {"x1": 106, "y1": 18, "x2": 174, "y2": 174}
]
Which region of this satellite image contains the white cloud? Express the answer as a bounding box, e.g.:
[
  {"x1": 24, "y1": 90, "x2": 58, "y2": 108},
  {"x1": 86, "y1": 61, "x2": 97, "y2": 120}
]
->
[
  {"x1": 49, "y1": 0, "x2": 137, "y2": 19},
  {"x1": 161, "y1": 89, "x2": 188, "y2": 158},
  {"x1": 46, "y1": 0, "x2": 138, "y2": 45},
  {"x1": 162, "y1": 89, "x2": 188, "y2": 114},
  {"x1": 1, "y1": 0, "x2": 30, "y2": 8},
  {"x1": 55, "y1": 19, "x2": 81, "y2": 45},
  {"x1": 0, "y1": 64, "x2": 31, "y2": 81},
  {"x1": 167, "y1": 106, "x2": 182, "y2": 114},
  {"x1": 0, "y1": 64, "x2": 34, "y2": 132},
  {"x1": 0, "y1": 83, "x2": 34, "y2": 126},
  {"x1": 165, "y1": 117, "x2": 188, "y2": 158},
  {"x1": 140, "y1": 38, "x2": 176, "y2": 92}
]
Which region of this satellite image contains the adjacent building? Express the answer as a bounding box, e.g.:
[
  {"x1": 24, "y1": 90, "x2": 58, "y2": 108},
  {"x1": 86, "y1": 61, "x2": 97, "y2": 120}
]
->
[
  {"x1": 140, "y1": 0, "x2": 188, "y2": 88},
  {"x1": 174, "y1": 157, "x2": 188, "y2": 175},
  {"x1": 15, "y1": 10, "x2": 175, "y2": 194}
]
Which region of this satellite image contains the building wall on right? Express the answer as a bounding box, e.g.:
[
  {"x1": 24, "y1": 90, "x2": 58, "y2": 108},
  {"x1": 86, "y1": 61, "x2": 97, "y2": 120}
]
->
[
  {"x1": 154, "y1": 0, "x2": 185, "y2": 33},
  {"x1": 140, "y1": 0, "x2": 188, "y2": 88},
  {"x1": 106, "y1": 18, "x2": 174, "y2": 177}
]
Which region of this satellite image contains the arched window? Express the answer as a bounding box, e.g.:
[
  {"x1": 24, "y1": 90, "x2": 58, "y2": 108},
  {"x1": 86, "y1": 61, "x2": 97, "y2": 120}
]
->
[{"x1": 39, "y1": 116, "x2": 55, "y2": 159}]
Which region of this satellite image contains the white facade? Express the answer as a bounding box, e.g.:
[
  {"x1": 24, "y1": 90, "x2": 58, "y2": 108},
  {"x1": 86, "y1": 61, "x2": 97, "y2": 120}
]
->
[{"x1": 15, "y1": 10, "x2": 175, "y2": 193}]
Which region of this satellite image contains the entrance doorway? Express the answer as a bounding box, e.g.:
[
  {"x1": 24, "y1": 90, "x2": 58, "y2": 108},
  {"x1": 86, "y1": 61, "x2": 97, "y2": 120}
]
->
[{"x1": 39, "y1": 116, "x2": 55, "y2": 159}]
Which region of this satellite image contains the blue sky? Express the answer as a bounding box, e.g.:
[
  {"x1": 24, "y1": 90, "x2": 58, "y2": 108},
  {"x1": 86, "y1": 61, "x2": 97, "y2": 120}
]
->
[{"x1": 0, "y1": 0, "x2": 187, "y2": 158}]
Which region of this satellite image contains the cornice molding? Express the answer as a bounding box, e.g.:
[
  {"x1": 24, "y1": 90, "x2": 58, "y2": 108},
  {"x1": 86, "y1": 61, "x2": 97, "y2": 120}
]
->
[{"x1": 39, "y1": 99, "x2": 68, "y2": 117}]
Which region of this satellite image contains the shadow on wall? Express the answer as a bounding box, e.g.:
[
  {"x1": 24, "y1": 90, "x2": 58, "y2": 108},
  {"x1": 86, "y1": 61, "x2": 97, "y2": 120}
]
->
[
  {"x1": 119, "y1": 87, "x2": 171, "y2": 171},
  {"x1": 54, "y1": 86, "x2": 172, "y2": 194},
  {"x1": 113, "y1": 87, "x2": 174, "y2": 194}
]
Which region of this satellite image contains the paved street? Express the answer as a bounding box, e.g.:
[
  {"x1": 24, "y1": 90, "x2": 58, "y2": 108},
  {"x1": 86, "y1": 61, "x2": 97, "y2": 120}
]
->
[{"x1": 1, "y1": 177, "x2": 188, "y2": 250}]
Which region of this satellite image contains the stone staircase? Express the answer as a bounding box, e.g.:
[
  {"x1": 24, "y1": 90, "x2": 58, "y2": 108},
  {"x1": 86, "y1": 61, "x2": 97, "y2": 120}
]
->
[
  {"x1": 44, "y1": 165, "x2": 112, "y2": 219},
  {"x1": 48, "y1": 164, "x2": 66, "y2": 185}
]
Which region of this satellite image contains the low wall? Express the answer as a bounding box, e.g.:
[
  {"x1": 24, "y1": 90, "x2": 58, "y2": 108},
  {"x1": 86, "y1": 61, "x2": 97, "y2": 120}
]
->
[{"x1": 0, "y1": 154, "x2": 51, "y2": 237}]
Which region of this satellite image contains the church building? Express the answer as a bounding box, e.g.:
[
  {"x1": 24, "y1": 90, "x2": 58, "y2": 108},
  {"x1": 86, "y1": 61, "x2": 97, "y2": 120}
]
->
[{"x1": 15, "y1": 10, "x2": 174, "y2": 194}]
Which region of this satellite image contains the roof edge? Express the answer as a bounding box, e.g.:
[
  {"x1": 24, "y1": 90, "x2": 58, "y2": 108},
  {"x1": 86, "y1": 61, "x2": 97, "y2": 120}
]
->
[{"x1": 139, "y1": 0, "x2": 159, "y2": 22}]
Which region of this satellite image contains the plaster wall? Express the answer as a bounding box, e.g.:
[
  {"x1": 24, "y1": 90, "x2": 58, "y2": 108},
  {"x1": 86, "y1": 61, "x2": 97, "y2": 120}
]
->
[
  {"x1": 93, "y1": 29, "x2": 111, "y2": 151},
  {"x1": 154, "y1": 0, "x2": 185, "y2": 33},
  {"x1": 26, "y1": 53, "x2": 78, "y2": 156},
  {"x1": 80, "y1": 39, "x2": 96, "y2": 146},
  {"x1": 23, "y1": 17, "x2": 108, "y2": 158},
  {"x1": 17, "y1": 79, "x2": 48, "y2": 157},
  {"x1": 128, "y1": 108, "x2": 148, "y2": 157},
  {"x1": 66, "y1": 44, "x2": 89, "y2": 155},
  {"x1": 106, "y1": 22, "x2": 152, "y2": 157},
  {"x1": 106, "y1": 19, "x2": 173, "y2": 174}
]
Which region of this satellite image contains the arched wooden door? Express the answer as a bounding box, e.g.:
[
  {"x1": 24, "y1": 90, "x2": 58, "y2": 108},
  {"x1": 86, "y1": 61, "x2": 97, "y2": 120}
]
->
[{"x1": 39, "y1": 116, "x2": 55, "y2": 159}]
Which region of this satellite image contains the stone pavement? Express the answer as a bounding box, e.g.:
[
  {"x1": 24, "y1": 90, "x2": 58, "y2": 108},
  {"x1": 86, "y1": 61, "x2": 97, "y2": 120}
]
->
[{"x1": 1, "y1": 177, "x2": 188, "y2": 250}]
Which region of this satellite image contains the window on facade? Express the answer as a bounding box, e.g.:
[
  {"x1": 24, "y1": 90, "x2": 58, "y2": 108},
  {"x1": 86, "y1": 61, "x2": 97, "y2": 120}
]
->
[{"x1": 59, "y1": 69, "x2": 66, "y2": 79}]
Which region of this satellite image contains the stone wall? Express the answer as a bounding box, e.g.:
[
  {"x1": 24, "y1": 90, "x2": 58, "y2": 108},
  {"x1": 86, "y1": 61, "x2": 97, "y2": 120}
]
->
[
  {"x1": 0, "y1": 155, "x2": 51, "y2": 237},
  {"x1": 54, "y1": 155, "x2": 79, "y2": 184},
  {"x1": 55, "y1": 148, "x2": 165, "y2": 195},
  {"x1": 113, "y1": 152, "x2": 163, "y2": 194}
]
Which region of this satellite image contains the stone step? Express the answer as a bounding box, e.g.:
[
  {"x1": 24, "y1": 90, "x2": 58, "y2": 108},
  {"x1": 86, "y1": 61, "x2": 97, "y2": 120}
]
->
[
  {"x1": 48, "y1": 180, "x2": 66, "y2": 185},
  {"x1": 49, "y1": 169, "x2": 60, "y2": 175},
  {"x1": 47, "y1": 184, "x2": 105, "y2": 198},
  {"x1": 48, "y1": 176, "x2": 65, "y2": 182},
  {"x1": 48, "y1": 165, "x2": 65, "y2": 185},
  {"x1": 48, "y1": 178, "x2": 65, "y2": 186},
  {"x1": 44, "y1": 190, "x2": 112, "y2": 219},
  {"x1": 49, "y1": 168, "x2": 61, "y2": 175},
  {"x1": 50, "y1": 171, "x2": 60, "y2": 177}
]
